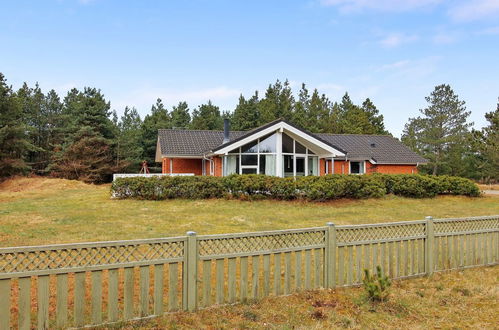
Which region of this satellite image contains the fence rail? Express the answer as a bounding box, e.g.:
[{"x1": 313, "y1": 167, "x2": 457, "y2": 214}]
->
[{"x1": 0, "y1": 215, "x2": 497, "y2": 329}]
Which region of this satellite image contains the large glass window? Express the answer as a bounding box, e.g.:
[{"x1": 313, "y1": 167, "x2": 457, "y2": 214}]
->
[
  {"x1": 241, "y1": 141, "x2": 258, "y2": 153},
  {"x1": 282, "y1": 134, "x2": 294, "y2": 153},
  {"x1": 223, "y1": 132, "x2": 320, "y2": 177},
  {"x1": 242, "y1": 168, "x2": 257, "y2": 174},
  {"x1": 308, "y1": 156, "x2": 318, "y2": 176},
  {"x1": 259, "y1": 155, "x2": 276, "y2": 176},
  {"x1": 259, "y1": 134, "x2": 277, "y2": 153},
  {"x1": 225, "y1": 155, "x2": 239, "y2": 175},
  {"x1": 296, "y1": 157, "x2": 305, "y2": 176},
  {"x1": 350, "y1": 161, "x2": 365, "y2": 174},
  {"x1": 241, "y1": 154, "x2": 257, "y2": 165},
  {"x1": 295, "y1": 141, "x2": 306, "y2": 154},
  {"x1": 283, "y1": 155, "x2": 294, "y2": 177},
  {"x1": 224, "y1": 133, "x2": 277, "y2": 176}
]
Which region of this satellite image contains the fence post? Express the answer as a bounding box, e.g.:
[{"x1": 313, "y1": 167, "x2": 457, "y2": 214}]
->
[
  {"x1": 325, "y1": 222, "x2": 336, "y2": 288},
  {"x1": 425, "y1": 216, "x2": 434, "y2": 275},
  {"x1": 183, "y1": 231, "x2": 198, "y2": 311}
]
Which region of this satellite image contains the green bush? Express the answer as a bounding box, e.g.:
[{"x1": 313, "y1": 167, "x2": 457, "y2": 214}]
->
[{"x1": 111, "y1": 174, "x2": 481, "y2": 200}]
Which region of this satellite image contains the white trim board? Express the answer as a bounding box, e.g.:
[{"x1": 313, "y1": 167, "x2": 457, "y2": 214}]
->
[{"x1": 212, "y1": 121, "x2": 345, "y2": 157}]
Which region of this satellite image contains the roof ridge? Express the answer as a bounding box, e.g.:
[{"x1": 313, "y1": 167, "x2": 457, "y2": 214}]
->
[
  {"x1": 158, "y1": 128, "x2": 246, "y2": 133},
  {"x1": 316, "y1": 133, "x2": 393, "y2": 137}
]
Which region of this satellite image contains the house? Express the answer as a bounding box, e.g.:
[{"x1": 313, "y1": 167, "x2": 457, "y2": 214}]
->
[{"x1": 156, "y1": 119, "x2": 427, "y2": 177}]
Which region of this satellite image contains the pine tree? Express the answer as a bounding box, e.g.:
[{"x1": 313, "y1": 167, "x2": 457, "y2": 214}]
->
[
  {"x1": 471, "y1": 100, "x2": 499, "y2": 181},
  {"x1": 16, "y1": 83, "x2": 46, "y2": 171},
  {"x1": 361, "y1": 98, "x2": 389, "y2": 135},
  {"x1": 292, "y1": 84, "x2": 310, "y2": 130},
  {"x1": 52, "y1": 87, "x2": 117, "y2": 182},
  {"x1": 0, "y1": 73, "x2": 36, "y2": 177},
  {"x1": 402, "y1": 84, "x2": 472, "y2": 175},
  {"x1": 258, "y1": 79, "x2": 295, "y2": 123},
  {"x1": 232, "y1": 92, "x2": 260, "y2": 130},
  {"x1": 117, "y1": 107, "x2": 143, "y2": 171},
  {"x1": 171, "y1": 101, "x2": 191, "y2": 128},
  {"x1": 141, "y1": 98, "x2": 171, "y2": 165},
  {"x1": 53, "y1": 127, "x2": 118, "y2": 183},
  {"x1": 190, "y1": 101, "x2": 223, "y2": 130},
  {"x1": 308, "y1": 89, "x2": 331, "y2": 133}
]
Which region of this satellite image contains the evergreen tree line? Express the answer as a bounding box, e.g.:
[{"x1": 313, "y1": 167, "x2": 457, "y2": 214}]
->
[
  {"x1": 402, "y1": 84, "x2": 498, "y2": 181},
  {"x1": 1, "y1": 73, "x2": 497, "y2": 183}
]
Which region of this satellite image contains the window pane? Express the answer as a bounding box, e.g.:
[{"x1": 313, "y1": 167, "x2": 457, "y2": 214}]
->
[
  {"x1": 282, "y1": 133, "x2": 293, "y2": 153},
  {"x1": 295, "y1": 141, "x2": 306, "y2": 154},
  {"x1": 241, "y1": 154, "x2": 257, "y2": 165},
  {"x1": 242, "y1": 168, "x2": 257, "y2": 174},
  {"x1": 259, "y1": 154, "x2": 276, "y2": 176},
  {"x1": 308, "y1": 156, "x2": 318, "y2": 176},
  {"x1": 225, "y1": 156, "x2": 238, "y2": 175},
  {"x1": 350, "y1": 161, "x2": 361, "y2": 174},
  {"x1": 241, "y1": 140, "x2": 258, "y2": 153},
  {"x1": 296, "y1": 157, "x2": 305, "y2": 176},
  {"x1": 258, "y1": 133, "x2": 276, "y2": 153},
  {"x1": 308, "y1": 149, "x2": 315, "y2": 155},
  {"x1": 228, "y1": 147, "x2": 239, "y2": 154},
  {"x1": 283, "y1": 155, "x2": 293, "y2": 177}
]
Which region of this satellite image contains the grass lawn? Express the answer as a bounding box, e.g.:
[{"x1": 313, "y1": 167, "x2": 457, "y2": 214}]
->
[
  {"x1": 0, "y1": 177, "x2": 498, "y2": 247},
  {"x1": 1, "y1": 177, "x2": 497, "y2": 329},
  {"x1": 118, "y1": 266, "x2": 499, "y2": 329}
]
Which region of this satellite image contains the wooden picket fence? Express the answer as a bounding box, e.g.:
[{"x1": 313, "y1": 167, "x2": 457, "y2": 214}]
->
[{"x1": 0, "y1": 215, "x2": 497, "y2": 329}]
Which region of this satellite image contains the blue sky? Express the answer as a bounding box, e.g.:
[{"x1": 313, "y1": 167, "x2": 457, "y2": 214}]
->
[{"x1": 1, "y1": 0, "x2": 498, "y2": 136}]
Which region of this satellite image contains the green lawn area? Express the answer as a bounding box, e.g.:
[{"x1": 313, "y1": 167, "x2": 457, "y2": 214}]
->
[{"x1": 1, "y1": 177, "x2": 498, "y2": 247}]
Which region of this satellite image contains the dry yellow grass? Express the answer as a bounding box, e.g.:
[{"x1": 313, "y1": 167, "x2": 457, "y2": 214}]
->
[
  {"x1": 479, "y1": 183, "x2": 499, "y2": 191},
  {"x1": 105, "y1": 266, "x2": 498, "y2": 329},
  {"x1": 1, "y1": 177, "x2": 498, "y2": 247},
  {"x1": 1, "y1": 177, "x2": 498, "y2": 329}
]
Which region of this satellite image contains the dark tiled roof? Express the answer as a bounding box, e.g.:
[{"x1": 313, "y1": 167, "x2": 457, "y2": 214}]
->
[
  {"x1": 157, "y1": 129, "x2": 246, "y2": 156},
  {"x1": 158, "y1": 120, "x2": 427, "y2": 164},
  {"x1": 316, "y1": 134, "x2": 428, "y2": 164}
]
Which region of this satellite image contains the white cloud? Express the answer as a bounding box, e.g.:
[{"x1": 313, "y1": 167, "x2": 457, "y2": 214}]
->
[
  {"x1": 448, "y1": 0, "x2": 499, "y2": 21},
  {"x1": 319, "y1": 0, "x2": 442, "y2": 13},
  {"x1": 379, "y1": 33, "x2": 419, "y2": 47}
]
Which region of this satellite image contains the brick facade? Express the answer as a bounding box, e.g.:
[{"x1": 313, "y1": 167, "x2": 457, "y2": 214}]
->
[
  {"x1": 161, "y1": 157, "x2": 203, "y2": 176},
  {"x1": 369, "y1": 164, "x2": 418, "y2": 174},
  {"x1": 162, "y1": 157, "x2": 419, "y2": 176}
]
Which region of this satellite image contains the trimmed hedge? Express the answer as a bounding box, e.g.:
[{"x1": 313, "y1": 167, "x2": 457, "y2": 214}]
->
[{"x1": 111, "y1": 174, "x2": 481, "y2": 201}]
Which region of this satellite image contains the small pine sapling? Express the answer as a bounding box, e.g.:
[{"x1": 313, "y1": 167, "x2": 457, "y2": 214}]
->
[{"x1": 362, "y1": 265, "x2": 391, "y2": 302}]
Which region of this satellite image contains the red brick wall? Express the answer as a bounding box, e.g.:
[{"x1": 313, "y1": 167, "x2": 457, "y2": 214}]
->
[
  {"x1": 213, "y1": 156, "x2": 223, "y2": 177},
  {"x1": 161, "y1": 157, "x2": 203, "y2": 175},
  {"x1": 162, "y1": 156, "x2": 418, "y2": 176},
  {"x1": 319, "y1": 159, "x2": 334, "y2": 176},
  {"x1": 369, "y1": 164, "x2": 418, "y2": 174},
  {"x1": 333, "y1": 160, "x2": 348, "y2": 174}
]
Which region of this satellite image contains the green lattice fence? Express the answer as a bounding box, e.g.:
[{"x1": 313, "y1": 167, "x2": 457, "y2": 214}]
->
[{"x1": 0, "y1": 215, "x2": 497, "y2": 329}]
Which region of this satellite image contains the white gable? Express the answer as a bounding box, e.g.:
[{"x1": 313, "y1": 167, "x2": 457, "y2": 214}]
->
[{"x1": 212, "y1": 121, "x2": 345, "y2": 157}]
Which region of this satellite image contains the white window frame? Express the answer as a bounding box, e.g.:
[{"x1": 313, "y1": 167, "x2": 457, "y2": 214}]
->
[
  {"x1": 349, "y1": 161, "x2": 366, "y2": 175},
  {"x1": 224, "y1": 132, "x2": 320, "y2": 177}
]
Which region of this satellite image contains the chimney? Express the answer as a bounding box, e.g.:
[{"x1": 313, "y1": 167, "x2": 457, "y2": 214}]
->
[{"x1": 223, "y1": 118, "x2": 230, "y2": 144}]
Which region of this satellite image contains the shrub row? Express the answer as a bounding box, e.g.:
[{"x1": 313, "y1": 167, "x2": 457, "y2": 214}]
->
[{"x1": 111, "y1": 174, "x2": 481, "y2": 201}]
